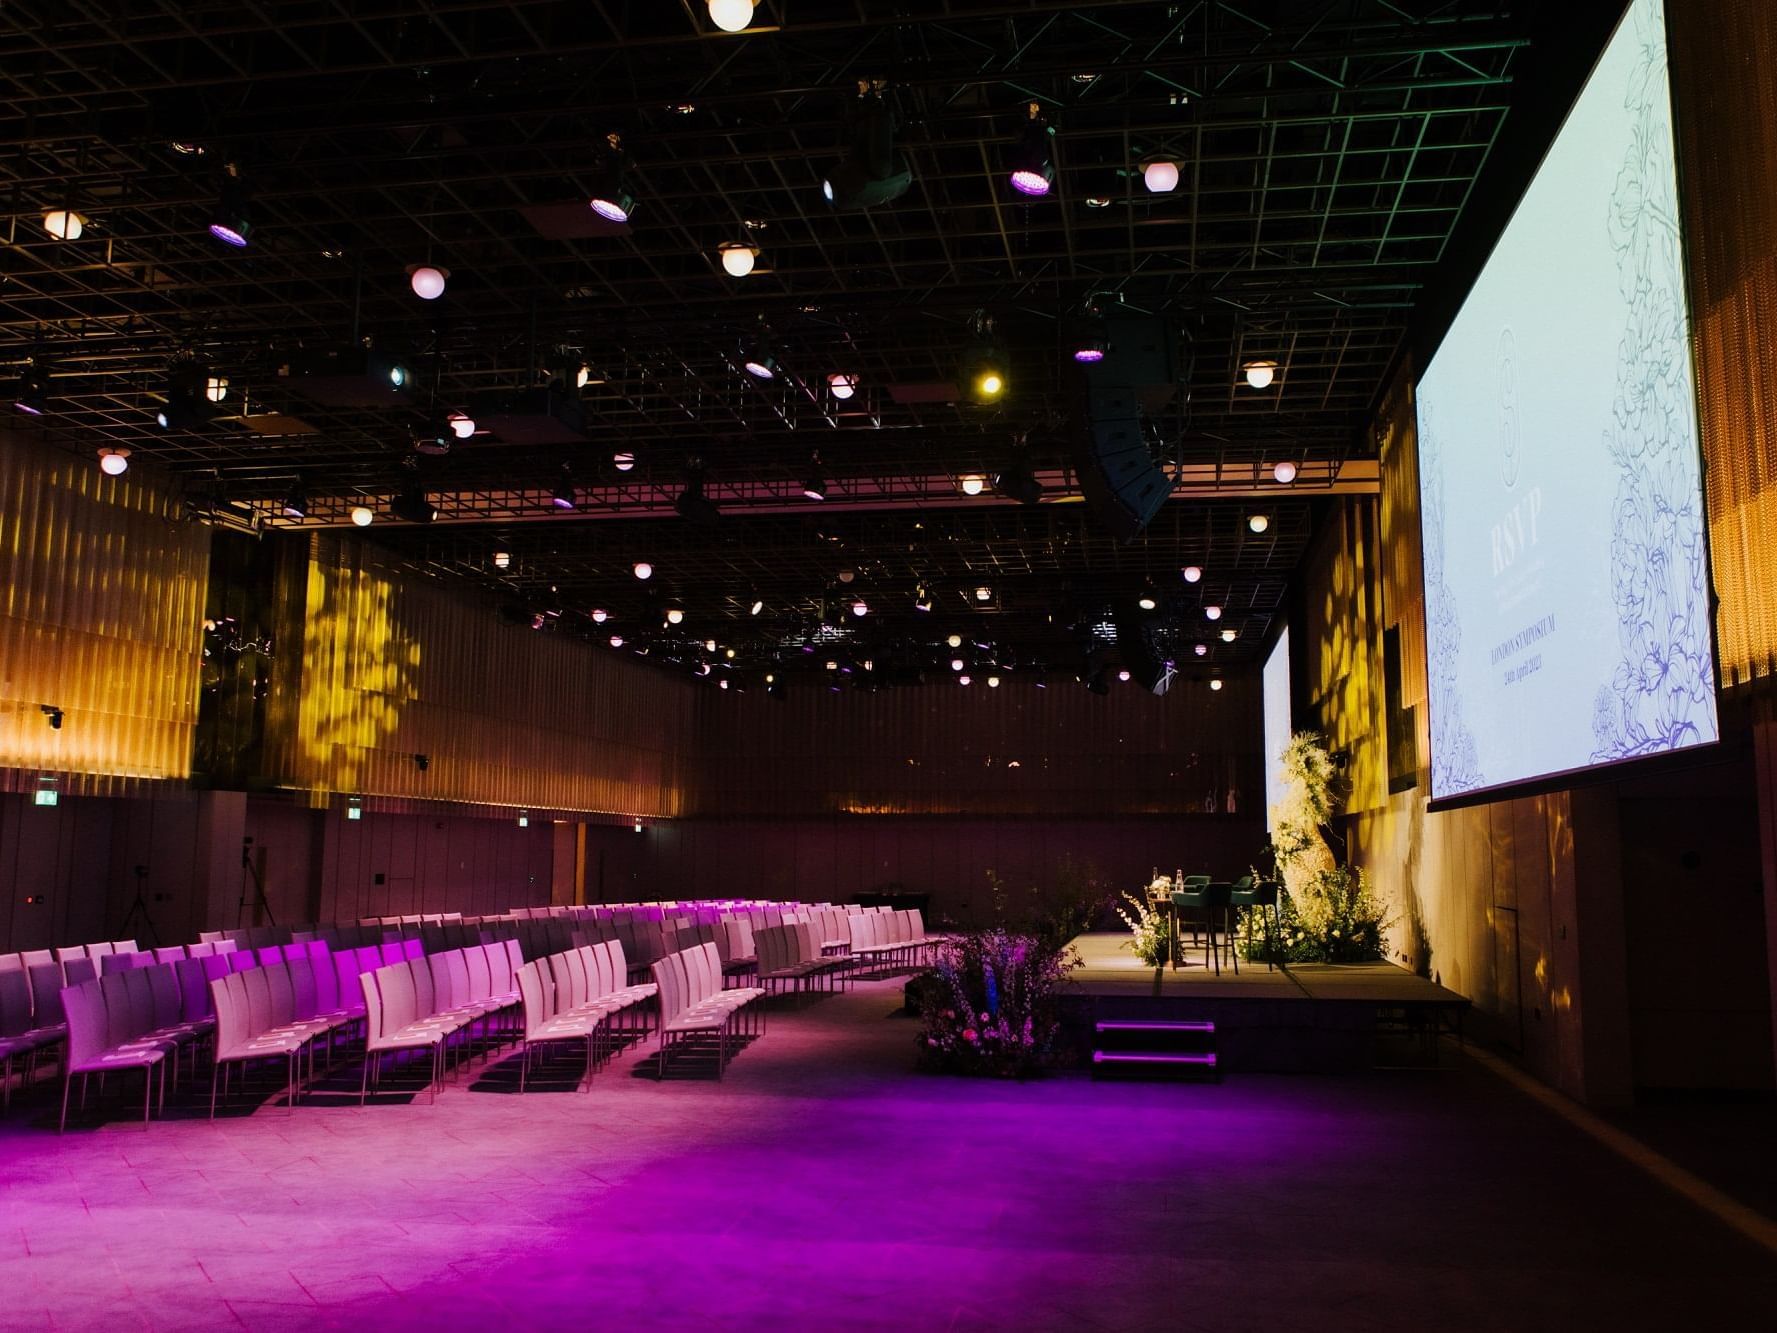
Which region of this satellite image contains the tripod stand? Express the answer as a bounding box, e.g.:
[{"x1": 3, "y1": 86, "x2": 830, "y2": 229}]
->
[
  {"x1": 236, "y1": 836, "x2": 276, "y2": 930},
  {"x1": 120, "y1": 864, "x2": 161, "y2": 949}
]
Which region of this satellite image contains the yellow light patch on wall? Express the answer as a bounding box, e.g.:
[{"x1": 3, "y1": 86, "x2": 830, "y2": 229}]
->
[{"x1": 0, "y1": 432, "x2": 208, "y2": 790}]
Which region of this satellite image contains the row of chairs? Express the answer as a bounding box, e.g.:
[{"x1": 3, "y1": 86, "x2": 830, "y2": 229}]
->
[
  {"x1": 514, "y1": 939, "x2": 660, "y2": 1091},
  {"x1": 650, "y1": 943, "x2": 765, "y2": 1080},
  {"x1": 847, "y1": 909, "x2": 937, "y2": 971},
  {"x1": 59, "y1": 962, "x2": 213, "y2": 1130},
  {"x1": 357, "y1": 941, "x2": 526, "y2": 1104},
  {"x1": 754, "y1": 924, "x2": 851, "y2": 994}
]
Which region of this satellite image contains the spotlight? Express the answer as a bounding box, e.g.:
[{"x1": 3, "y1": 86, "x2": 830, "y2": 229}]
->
[
  {"x1": 827, "y1": 372, "x2": 858, "y2": 400},
  {"x1": 962, "y1": 317, "x2": 1009, "y2": 403},
  {"x1": 576, "y1": 364, "x2": 594, "y2": 389},
  {"x1": 822, "y1": 87, "x2": 913, "y2": 210},
  {"x1": 719, "y1": 243, "x2": 758, "y2": 277},
  {"x1": 719, "y1": 678, "x2": 730, "y2": 690},
  {"x1": 207, "y1": 164, "x2": 251, "y2": 247},
  {"x1": 1204, "y1": 605, "x2": 1222, "y2": 621},
  {"x1": 947, "y1": 635, "x2": 962, "y2": 648},
  {"x1": 154, "y1": 363, "x2": 219, "y2": 431},
  {"x1": 1138, "y1": 595, "x2": 1157, "y2": 611},
  {"x1": 665, "y1": 605, "x2": 685, "y2": 626},
  {"x1": 1118, "y1": 670, "x2": 1131, "y2": 683},
  {"x1": 588, "y1": 133, "x2": 636, "y2": 223},
  {"x1": 97, "y1": 447, "x2": 130, "y2": 476},
  {"x1": 1069, "y1": 317, "x2": 1110, "y2": 364},
  {"x1": 1210, "y1": 678, "x2": 1224, "y2": 692},
  {"x1": 633, "y1": 561, "x2": 653, "y2": 580},
  {"x1": 42, "y1": 209, "x2": 86, "y2": 241},
  {"x1": 610, "y1": 635, "x2": 625, "y2": 648},
  {"x1": 1272, "y1": 460, "x2": 1298, "y2": 484},
  {"x1": 994, "y1": 453, "x2": 1043, "y2": 506},
  {"x1": 850, "y1": 599, "x2": 868, "y2": 618},
  {"x1": 390, "y1": 485, "x2": 438, "y2": 523},
  {"x1": 613, "y1": 451, "x2": 636, "y2": 472},
  {"x1": 959, "y1": 674, "x2": 972, "y2": 686},
  {"x1": 959, "y1": 474, "x2": 986, "y2": 497},
  {"x1": 408, "y1": 265, "x2": 448, "y2": 300},
  {"x1": 1194, "y1": 643, "x2": 1208, "y2": 657},
  {"x1": 1182, "y1": 565, "x2": 1202, "y2": 583},
  {"x1": 951, "y1": 658, "x2": 964, "y2": 672},
  {"x1": 988, "y1": 675, "x2": 1001, "y2": 688},
  {"x1": 41, "y1": 705, "x2": 63, "y2": 729},
  {"x1": 802, "y1": 459, "x2": 827, "y2": 501},
  {"x1": 725, "y1": 647, "x2": 737, "y2": 660},
  {"x1": 552, "y1": 473, "x2": 578, "y2": 510},
  {"x1": 591, "y1": 608, "x2": 609, "y2": 623},
  {"x1": 1143, "y1": 160, "x2": 1180, "y2": 193},
  {"x1": 825, "y1": 660, "x2": 837, "y2": 671},
  {"x1": 281, "y1": 481, "x2": 309, "y2": 519},
  {"x1": 742, "y1": 348, "x2": 778, "y2": 380},
  {"x1": 447, "y1": 410, "x2": 476, "y2": 439},
  {"x1": 1006, "y1": 102, "x2": 1054, "y2": 197},
  {"x1": 837, "y1": 570, "x2": 856, "y2": 585},
  {"x1": 1243, "y1": 359, "x2": 1277, "y2": 390},
  {"x1": 350, "y1": 505, "x2": 374, "y2": 527},
  {"x1": 1248, "y1": 513, "x2": 1270, "y2": 533},
  {"x1": 12, "y1": 361, "x2": 50, "y2": 415},
  {"x1": 1221, "y1": 628, "x2": 1238, "y2": 642},
  {"x1": 708, "y1": 0, "x2": 757, "y2": 31},
  {"x1": 205, "y1": 376, "x2": 230, "y2": 403},
  {"x1": 914, "y1": 586, "x2": 933, "y2": 613},
  {"x1": 974, "y1": 586, "x2": 992, "y2": 602},
  {"x1": 492, "y1": 550, "x2": 511, "y2": 570},
  {"x1": 749, "y1": 597, "x2": 764, "y2": 616},
  {"x1": 704, "y1": 640, "x2": 717, "y2": 653}
]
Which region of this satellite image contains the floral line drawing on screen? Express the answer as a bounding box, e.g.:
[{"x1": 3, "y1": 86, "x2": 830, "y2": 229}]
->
[
  {"x1": 1420, "y1": 400, "x2": 1486, "y2": 796},
  {"x1": 1592, "y1": 0, "x2": 1717, "y2": 763}
]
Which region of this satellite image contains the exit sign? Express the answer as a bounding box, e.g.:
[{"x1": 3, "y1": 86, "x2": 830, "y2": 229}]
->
[{"x1": 34, "y1": 788, "x2": 58, "y2": 807}]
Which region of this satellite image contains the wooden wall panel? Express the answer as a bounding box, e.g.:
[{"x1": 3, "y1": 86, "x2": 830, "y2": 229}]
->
[{"x1": 0, "y1": 431, "x2": 208, "y2": 793}]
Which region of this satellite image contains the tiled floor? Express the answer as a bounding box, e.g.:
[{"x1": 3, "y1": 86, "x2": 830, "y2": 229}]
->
[{"x1": 1, "y1": 975, "x2": 1774, "y2": 1331}]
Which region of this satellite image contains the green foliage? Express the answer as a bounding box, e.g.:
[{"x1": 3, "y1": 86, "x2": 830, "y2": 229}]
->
[
  {"x1": 1114, "y1": 891, "x2": 1173, "y2": 968},
  {"x1": 1239, "y1": 865, "x2": 1388, "y2": 965},
  {"x1": 916, "y1": 929, "x2": 1081, "y2": 1077}
]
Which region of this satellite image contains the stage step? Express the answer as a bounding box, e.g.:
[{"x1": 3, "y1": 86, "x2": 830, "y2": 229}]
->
[{"x1": 1092, "y1": 1015, "x2": 1220, "y2": 1081}]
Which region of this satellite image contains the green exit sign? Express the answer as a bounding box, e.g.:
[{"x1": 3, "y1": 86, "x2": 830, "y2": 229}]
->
[{"x1": 34, "y1": 788, "x2": 58, "y2": 807}]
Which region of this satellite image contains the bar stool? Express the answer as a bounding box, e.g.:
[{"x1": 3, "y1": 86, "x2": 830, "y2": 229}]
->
[{"x1": 1231, "y1": 878, "x2": 1282, "y2": 971}]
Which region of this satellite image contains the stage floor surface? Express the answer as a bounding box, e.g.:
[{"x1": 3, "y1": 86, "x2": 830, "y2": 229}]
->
[{"x1": 1064, "y1": 931, "x2": 1469, "y2": 1006}]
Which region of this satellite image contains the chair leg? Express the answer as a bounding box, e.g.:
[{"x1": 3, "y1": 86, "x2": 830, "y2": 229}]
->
[{"x1": 58, "y1": 1070, "x2": 72, "y2": 1134}]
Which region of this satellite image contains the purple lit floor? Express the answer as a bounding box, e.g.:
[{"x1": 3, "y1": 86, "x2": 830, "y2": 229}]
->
[{"x1": 2, "y1": 977, "x2": 1774, "y2": 1331}]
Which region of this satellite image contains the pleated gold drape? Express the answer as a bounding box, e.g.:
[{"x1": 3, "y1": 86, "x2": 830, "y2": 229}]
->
[
  {"x1": 268, "y1": 534, "x2": 692, "y2": 816},
  {"x1": 0, "y1": 431, "x2": 209, "y2": 792}
]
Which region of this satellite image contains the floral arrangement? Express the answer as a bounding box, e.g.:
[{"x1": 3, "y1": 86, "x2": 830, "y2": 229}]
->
[
  {"x1": 917, "y1": 928, "x2": 1080, "y2": 1077},
  {"x1": 1115, "y1": 890, "x2": 1172, "y2": 968}
]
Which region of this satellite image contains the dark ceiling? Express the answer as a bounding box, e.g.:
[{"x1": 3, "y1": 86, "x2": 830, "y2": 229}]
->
[{"x1": 0, "y1": 0, "x2": 1530, "y2": 687}]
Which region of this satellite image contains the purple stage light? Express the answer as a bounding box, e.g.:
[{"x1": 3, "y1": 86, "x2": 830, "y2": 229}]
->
[
  {"x1": 1009, "y1": 169, "x2": 1051, "y2": 197},
  {"x1": 208, "y1": 221, "x2": 249, "y2": 247}
]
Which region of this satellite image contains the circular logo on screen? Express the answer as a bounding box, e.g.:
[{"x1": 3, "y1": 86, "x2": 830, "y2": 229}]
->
[{"x1": 1498, "y1": 326, "x2": 1520, "y2": 489}]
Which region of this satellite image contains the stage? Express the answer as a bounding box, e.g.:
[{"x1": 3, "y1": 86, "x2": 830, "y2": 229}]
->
[{"x1": 1059, "y1": 932, "x2": 1471, "y2": 1073}]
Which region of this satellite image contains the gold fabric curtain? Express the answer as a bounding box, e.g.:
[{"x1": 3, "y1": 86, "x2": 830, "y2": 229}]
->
[{"x1": 0, "y1": 431, "x2": 208, "y2": 793}]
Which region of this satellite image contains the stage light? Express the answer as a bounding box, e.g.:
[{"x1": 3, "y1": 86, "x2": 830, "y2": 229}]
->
[
  {"x1": 97, "y1": 447, "x2": 130, "y2": 476},
  {"x1": 588, "y1": 133, "x2": 636, "y2": 223},
  {"x1": 959, "y1": 674, "x2": 972, "y2": 686},
  {"x1": 614, "y1": 451, "x2": 635, "y2": 471},
  {"x1": 350, "y1": 505, "x2": 374, "y2": 527},
  {"x1": 947, "y1": 634, "x2": 962, "y2": 649},
  {"x1": 1069, "y1": 317, "x2": 1110, "y2": 363},
  {"x1": 743, "y1": 350, "x2": 778, "y2": 380},
  {"x1": 492, "y1": 550, "x2": 511, "y2": 569},
  {"x1": 447, "y1": 410, "x2": 476, "y2": 439},
  {"x1": 725, "y1": 647, "x2": 736, "y2": 660},
  {"x1": 850, "y1": 598, "x2": 868, "y2": 618},
  {"x1": 42, "y1": 209, "x2": 86, "y2": 241},
  {"x1": 1243, "y1": 359, "x2": 1277, "y2": 390},
  {"x1": 719, "y1": 243, "x2": 758, "y2": 277},
  {"x1": 825, "y1": 660, "x2": 838, "y2": 671},
  {"x1": 959, "y1": 474, "x2": 986, "y2": 496},
  {"x1": 987, "y1": 675, "x2": 1001, "y2": 688},
  {"x1": 390, "y1": 486, "x2": 438, "y2": 523},
  {"x1": 281, "y1": 482, "x2": 308, "y2": 519},
  {"x1": 708, "y1": 0, "x2": 757, "y2": 31},
  {"x1": 828, "y1": 373, "x2": 858, "y2": 399},
  {"x1": 205, "y1": 375, "x2": 230, "y2": 403},
  {"x1": 1118, "y1": 670, "x2": 1131, "y2": 683},
  {"x1": 1210, "y1": 679, "x2": 1224, "y2": 691},
  {"x1": 609, "y1": 634, "x2": 624, "y2": 648},
  {"x1": 1221, "y1": 628, "x2": 1237, "y2": 642},
  {"x1": 719, "y1": 678, "x2": 731, "y2": 690},
  {"x1": 1248, "y1": 513, "x2": 1270, "y2": 533},
  {"x1": 951, "y1": 658, "x2": 964, "y2": 671},
  {"x1": 823, "y1": 87, "x2": 913, "y2": 210},
  {"x1": 1204, "y1": 605, "x2": 1222, "y2": 621},
  {"x1": 971, "y1": 366, "x2": 1005, "y2": 402},
  {"x1": 591, "y1": 608, "x2": 608, "y2": 624},
  {"x1": 1182, "y1": 565, "x2": 1202, "y2": 583},
  {"x1": 552, "y1": 476, "x2": 577, "y2": 510},
  {"x1": 1143, "y1": 160, "x2": 1179, "y2": 193},
  {"x1": 633, "y1": 561, "x2": 653, "y2": 580},
  {"x1": 12, "y1": 362, "x2": 50, "y2": 415},
  {"x1": 665, "y1": 606, "x2": 685, "y2": 625},
  {"x1": 387, "y1": 363, "x2": 407, "y2": 388},
  {"x1": 914, "y1": 586, "x2": 933, "y2": 613},
  {"x1": 749, "y1": 597, "x2": 764, "y2": 616},
  {"x1": 1272, "y1": 460, "x2": 1298, "y2": 484},
  {"x1": 802, "y1": 460, "x2": 827, "y2": 501},
  {"x1": 408, "y1": 265, "x2": 448, "y2": 300},
  {"x1": 1194, "y1": 643, "x2": 1208, "y2": 657},
  {"x1": 837, "y1": 569, "x2": 856, "y2": 584},
  {"x1": 974, "y1": 586, "x2": 992, "y2": 602},
  {"x1": 995, "y1": 452, "x2": 1043, "y2": 506},
  {"x1": 1138, "y1": 595, "x2": 1157, "y2": 611},
  {"x1": 1006, "y1": 102, "x2": 1054, "y2": 197},
  {"x1": 208, "y1": 164, "x2": 251, "y2": 247},
  {"x1": 765, "y1": 674, "x2": 776, "y2": 684},
  {"x1": 704, "y1": 640, "x2": 717, "y2": 653}
]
